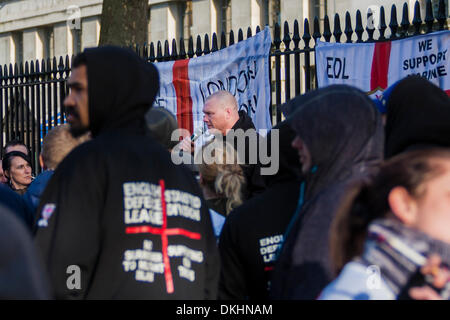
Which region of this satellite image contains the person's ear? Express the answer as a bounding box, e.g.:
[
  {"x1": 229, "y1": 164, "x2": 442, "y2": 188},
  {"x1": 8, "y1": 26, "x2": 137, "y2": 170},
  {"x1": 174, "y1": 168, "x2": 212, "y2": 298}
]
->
[
  {"x1": 225, "y1": 107, "x2": 232, "y2": 119},
  {"x1": 198, "y1": 173, "x2": 204, "y2": 185},
  {"x1": 388, "y1": 186, "x2": 419, "y2": 226},
  {"x1": 4, "y1": 169, "x2": 10, "y2": 180}
]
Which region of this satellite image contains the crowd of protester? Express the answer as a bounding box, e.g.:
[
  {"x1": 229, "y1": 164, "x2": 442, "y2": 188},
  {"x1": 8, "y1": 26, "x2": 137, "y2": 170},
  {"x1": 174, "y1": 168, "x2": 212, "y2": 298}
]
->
[{"x1": 1, "y1": 46, "x2": 450, "y2": 300}]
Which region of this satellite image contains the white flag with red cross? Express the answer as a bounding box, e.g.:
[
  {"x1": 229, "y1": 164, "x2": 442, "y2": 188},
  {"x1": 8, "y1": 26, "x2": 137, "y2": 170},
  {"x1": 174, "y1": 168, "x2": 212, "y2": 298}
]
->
[
  {"x1": 153, "y1": 27, "x2": 272, "y2": 136},
  {"x1": 315, "y1": 30, "x2": 450, "y2": 99}
]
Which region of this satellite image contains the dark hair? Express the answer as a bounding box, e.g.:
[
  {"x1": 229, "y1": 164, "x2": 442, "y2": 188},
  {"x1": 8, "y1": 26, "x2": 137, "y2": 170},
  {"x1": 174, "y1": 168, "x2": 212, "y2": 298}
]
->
[
  {"x1": 329, "y1": 148, "x2": 450, "y2": 275},
  {"x1": 72, "y1": 52, "x2": 87, "y2": 69},
  {"x1": 3, "y1": 139, "x2": 29, "y2": 158},
  {"x1": 2, "y1": 151, "x2": 32, "y2": 180}
]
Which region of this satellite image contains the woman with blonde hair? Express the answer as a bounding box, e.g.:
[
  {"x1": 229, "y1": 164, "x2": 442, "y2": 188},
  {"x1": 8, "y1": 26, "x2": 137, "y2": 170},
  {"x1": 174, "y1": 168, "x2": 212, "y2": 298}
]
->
[{"x1": 196, "y1": 142, "x2": 246, "y2": 237}]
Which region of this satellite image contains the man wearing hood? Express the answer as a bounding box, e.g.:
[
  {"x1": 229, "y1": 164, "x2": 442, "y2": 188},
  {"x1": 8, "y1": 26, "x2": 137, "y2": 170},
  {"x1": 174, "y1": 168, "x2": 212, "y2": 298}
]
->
[
  {"x1": 218, "y1": 120, "x2": 302, "y2": 300},
  {"x1": 270, "y1": 85, "x2": 384, "y2": 300},
  {"x1": 34, "y1": 47, "x2": 220, "y2": 300}
]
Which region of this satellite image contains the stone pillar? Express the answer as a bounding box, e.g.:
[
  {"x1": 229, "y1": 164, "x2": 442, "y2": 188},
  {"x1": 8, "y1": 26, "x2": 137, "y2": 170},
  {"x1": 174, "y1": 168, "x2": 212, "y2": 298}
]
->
[
  {"x1": 23, "y1": 28, "x2": 44, "y2": 63},
  {"x1": 81, "y1": 16, "x2": 100, "y2": 50},
  {"x1": 191, "y1": 0, "x2": 217, "y2": 37},
  {"x1": 0, "y1": 33, "x2": 14, "y2": 66},
  {"x1": 231, "y1": 0, "x2": 264, "y2": 32},
  {"x1": 54, "y1": 22, "x2": 73, "y2": 58},
  {"x1": 149, "y1": 2, "x2": 182, "y2": 46}
]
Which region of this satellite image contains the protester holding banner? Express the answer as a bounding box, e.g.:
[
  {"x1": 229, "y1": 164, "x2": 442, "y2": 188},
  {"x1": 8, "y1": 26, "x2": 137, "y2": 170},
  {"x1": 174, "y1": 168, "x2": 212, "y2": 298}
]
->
[
  {"x1": 384, "y1": 75, "x2": 450, "y2": 159},
  {"x1": 270, "y1": 85, "x2": 384, "y2": 300}
]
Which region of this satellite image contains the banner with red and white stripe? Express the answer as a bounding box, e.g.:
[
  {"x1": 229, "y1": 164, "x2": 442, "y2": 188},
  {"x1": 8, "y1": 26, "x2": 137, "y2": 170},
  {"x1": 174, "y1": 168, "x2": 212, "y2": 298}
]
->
[
  {"x1": 154, "y1": 27, "x2": 272, "y2": 135},
  {"x1": 316, "y1": 30, "x2": 450, "y2": 98}
]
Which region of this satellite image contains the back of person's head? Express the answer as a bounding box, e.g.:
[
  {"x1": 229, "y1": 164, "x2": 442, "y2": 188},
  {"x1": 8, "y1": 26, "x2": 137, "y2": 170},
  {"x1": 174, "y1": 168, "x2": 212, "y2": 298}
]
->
[
  {"x1": 330, "y1": 148, "x2": 450, "y2": 275},
  {"x1": 196, "y1": 143, "x2": 246, "y2": 214},
  {"x1": 385, "y1": 75, "x2": 450, "y2": 158},
  {"x1": 3, "y1": 139, "x2": 29, "y2": 158},
  {"x1": 40, "y1": 124, "x2": 91, "y2": 170},
  {"x1": 72, "y1": 51, "x2": 87, "y2": 68},
  {"x1": 145, "y1": 107, "x2": 179, "y2": 150}
]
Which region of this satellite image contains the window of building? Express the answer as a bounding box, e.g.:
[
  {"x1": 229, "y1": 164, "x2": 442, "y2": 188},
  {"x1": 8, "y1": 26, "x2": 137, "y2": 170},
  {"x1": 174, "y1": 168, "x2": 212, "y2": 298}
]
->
[
  {"x1": 42, "y1": 26, "x2": 54, "y2": 60},
  {"x1": 181, "y1": 0, "x2": 192, "y2": 45},
  {"x1": 269, "y1": 0, "x2": 280, "y2": 29},
  {"x1": 260, "y1": 0, "x2": 269, "y2": 28},
  {"x1": 311, "y1": 0, "x2": 327, "y2": 22},
  {"x1": 432, "y1": 0, "x2": 449, "y2": 17}
]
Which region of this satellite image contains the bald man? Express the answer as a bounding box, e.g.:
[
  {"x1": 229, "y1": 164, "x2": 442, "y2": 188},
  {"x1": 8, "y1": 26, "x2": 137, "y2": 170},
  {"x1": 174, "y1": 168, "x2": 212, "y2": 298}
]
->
[{"x1": 180, "y1": 90, "x2": 265, "y2": 198}]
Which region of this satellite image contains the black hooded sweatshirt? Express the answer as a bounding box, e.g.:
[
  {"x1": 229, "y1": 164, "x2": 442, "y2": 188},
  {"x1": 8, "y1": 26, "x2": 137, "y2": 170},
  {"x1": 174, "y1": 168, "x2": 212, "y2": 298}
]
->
[
  {"x1": 34, "y1": 47, "x2": 220, "y2": 300},
  {"x1": 384, "y1": 75, "x2": 450, "y2": 158},
  {"x1": 270, "y1": 85, "x2": 384, "y2": 300},
  {"x1": 218, "y1": 120, "x2": 302, "y2": 300}
]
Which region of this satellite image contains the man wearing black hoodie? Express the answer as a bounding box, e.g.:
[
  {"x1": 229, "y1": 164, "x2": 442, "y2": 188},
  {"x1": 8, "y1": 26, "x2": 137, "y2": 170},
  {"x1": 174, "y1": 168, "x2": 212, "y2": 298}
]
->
[
  {"x1": 218, "y1": 120, "x2": 302, "y2": 300},
  {"x1": 34, "y1": 47, "x2": 220, "y2": 300}
]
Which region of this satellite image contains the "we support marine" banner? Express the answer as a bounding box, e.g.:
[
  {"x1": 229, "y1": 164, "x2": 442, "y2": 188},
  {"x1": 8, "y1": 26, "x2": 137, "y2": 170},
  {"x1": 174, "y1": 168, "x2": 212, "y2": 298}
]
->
[
  {"x1": 316, "y1": 30, "x2": 450, "y2": 98},
  {"x1": 153, "y1": 27, "x2": 272, "y2": 134}
]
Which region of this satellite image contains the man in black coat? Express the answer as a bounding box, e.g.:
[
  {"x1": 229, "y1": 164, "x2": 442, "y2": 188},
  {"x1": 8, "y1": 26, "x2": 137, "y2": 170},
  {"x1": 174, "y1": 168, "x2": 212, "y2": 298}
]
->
[{"x1": 34, "y1": 47, "x2": 220, "y2": 300}]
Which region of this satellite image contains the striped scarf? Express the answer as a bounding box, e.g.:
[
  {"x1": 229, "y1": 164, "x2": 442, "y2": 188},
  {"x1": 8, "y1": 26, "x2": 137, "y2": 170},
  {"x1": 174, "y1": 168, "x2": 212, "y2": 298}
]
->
[{"x1": 356, "y1": 218, "x2": 450, "y2": 299}]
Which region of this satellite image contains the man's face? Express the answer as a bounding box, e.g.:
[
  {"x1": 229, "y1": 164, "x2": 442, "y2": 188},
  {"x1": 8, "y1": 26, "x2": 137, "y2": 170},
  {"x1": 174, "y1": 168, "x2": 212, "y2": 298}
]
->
[
  {"x1": 291, "y1": 135, "x2": 312, "y2": 174},
  {"x1": 64, "y1": 65, "x2": 89, "y2": 137},
  {"x1": 203, "y1": 98, "x2": 229, "y2": 135}
]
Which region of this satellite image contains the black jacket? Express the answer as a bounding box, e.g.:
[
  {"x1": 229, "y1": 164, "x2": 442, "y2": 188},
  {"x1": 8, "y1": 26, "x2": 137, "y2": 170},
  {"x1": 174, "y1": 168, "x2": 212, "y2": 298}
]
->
[
  {"x1": 228, "y1": 110, "x2": 265, "y2": 198},
  {"x1": 34, "y1": 47, "x2": 220, "y2": 300},
  {"x1": 0, "y1": 202, "x2": 50, "y2": 299},
  {"x1": 218, "y1": 121, "x2": 302, "y2": 300},
  {"x1": 0, "y1": 183, "x2": 34, "y2": 230}
]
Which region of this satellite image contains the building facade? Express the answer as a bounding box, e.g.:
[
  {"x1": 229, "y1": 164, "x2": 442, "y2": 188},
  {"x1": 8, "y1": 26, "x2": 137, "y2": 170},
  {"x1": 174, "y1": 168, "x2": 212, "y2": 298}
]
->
[{"x1": 0, "y1": 0, "x2": 448, "y2": 66}]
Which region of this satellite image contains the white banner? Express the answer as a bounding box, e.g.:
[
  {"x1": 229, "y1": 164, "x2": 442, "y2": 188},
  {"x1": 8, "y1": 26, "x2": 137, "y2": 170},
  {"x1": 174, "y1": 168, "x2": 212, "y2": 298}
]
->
[
  {"x1": 316, "y1": 30, "x2": 450, "y2": 98},
  {"x1": 154, "y1": 27, "x2": 272, "y2": 134}
]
